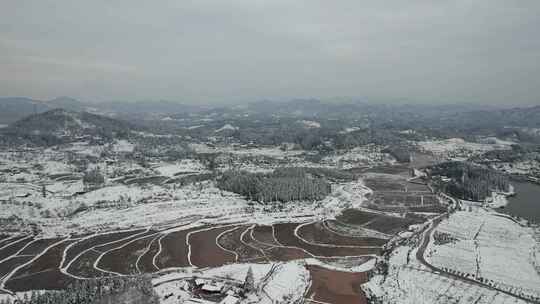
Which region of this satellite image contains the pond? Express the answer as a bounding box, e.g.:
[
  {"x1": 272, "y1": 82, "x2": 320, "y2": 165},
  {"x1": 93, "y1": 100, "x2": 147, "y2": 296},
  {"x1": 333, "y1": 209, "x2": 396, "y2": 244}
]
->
[{"x1": 498, "y1": 181, "x2": 540, "y2": 224}]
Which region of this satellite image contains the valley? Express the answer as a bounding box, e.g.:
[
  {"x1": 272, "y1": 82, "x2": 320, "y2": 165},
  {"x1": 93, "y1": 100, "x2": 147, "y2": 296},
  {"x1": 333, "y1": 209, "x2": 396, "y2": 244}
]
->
[{"x1": 0, "y1": 102, "x2": 539, "y2": 304}]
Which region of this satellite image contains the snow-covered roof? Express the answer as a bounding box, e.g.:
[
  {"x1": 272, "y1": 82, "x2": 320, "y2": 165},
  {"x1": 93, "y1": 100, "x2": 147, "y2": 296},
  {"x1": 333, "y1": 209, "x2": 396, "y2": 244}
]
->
[
  {"x1": 185, "y1": 299, "x2": 216, "y2": 304},
  {"x1": 202, "y1": 283, "x2": 223, "y2": 292}
]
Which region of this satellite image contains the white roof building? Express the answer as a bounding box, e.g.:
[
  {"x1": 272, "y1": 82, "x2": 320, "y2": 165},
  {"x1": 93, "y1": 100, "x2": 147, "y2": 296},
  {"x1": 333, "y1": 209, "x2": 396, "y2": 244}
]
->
[
  {"x1": 185, "y1": 298, "x2": 215, "y2": 304},
  {"x1": 201, "y1": 282, "x2": 224, "y2": 293}
]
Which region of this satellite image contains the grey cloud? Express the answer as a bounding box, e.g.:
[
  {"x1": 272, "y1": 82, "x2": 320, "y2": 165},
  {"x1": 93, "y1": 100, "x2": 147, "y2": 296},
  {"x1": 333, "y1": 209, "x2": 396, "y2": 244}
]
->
[{"x1": 1, "y1": 0, "x2": 539, "y2": 105}]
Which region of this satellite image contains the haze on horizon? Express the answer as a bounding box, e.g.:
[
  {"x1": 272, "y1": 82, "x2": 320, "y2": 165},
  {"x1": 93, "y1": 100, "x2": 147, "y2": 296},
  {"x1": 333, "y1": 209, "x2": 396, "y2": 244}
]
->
[{"x1": 1, "y1": 0, "x2": 539, "y2": 106}]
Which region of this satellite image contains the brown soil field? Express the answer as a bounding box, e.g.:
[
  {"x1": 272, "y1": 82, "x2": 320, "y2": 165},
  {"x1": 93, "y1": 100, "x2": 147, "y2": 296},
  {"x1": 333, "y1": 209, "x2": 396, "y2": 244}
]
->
[
  {"x1": 336, "y1": 208, "x2": 424, "y2": 235},
  {"x1": 189, "y1": 226, "x2": 237, "y2": 268},
  {"x1": 372, "y1": 192, "x2": 408, "y2": 205},
  {"x1": 251, "y1": 225, "x2": 281, "y2": 247},
  {"x1": 216, "y1": 226, "x2": 245, "y2": 258},
  {"x1": 1, "y1": 220, "x2": 385, "y2": 293},
  {"x1": 93, "y1": 230, "x2": 154, "y2": 253},
  {"x1": 66, "y1": 249, "x2": 105, "y2": 278},
  {"x1": 406, "y1": 182, "x2": 431, "y2": 192},
  {"x1": 298, "y1": 221, "x2": 386, "y2": 247},
  {"x1": 274, "y1": 223, "x2": 379, "y2": 256},
  {"x1": 240, "y1": 227, "x2": 270, "y2": 260},
  {"x1": 364, "y1": 178, "x2": 405, "y2": 191},
  {"x1": 217, "y1": 226, "x2": 264, "y2": 262},
  {"x1": 264, "y1": 247, "x2": 310, "y2": 261},
  {"x1": 362, "y1": 165, "x2": 410, "y2": 175},
  {"x1": 0, "y1": 235, "x2": 20, "y2": 247},
  {"x1": 136, "y1": 235, "x2": 161, "y2": 273},
  {"x1": 0, "y1": 237, "x2": 34, "y2": 259},
  {"x1": 363, "y1": 216, "x2": 419, "y2": 235},
  {"x1": 98, "y1": 235, "x2": 155, "y2": 275},
  {"x1": 366, "y1": 204, "x2": 408, "y2": 213},
  {"x1": 306, "y1": 265, "x2": 367, "y2": 304},
  {"x1": 19, "y1": 238, "x2": 61, "y2": 255},
  {"x1": 64, "y1": 230, "x2": 145, "y2": 264},
  {"x1": 0, "y1": 256, "x2": 33, "y2": 278},
  {"x1": 157, "y1": 226, "x2": 205, "y2": 269},
  {"x1": 245, "y1": 227, "x2": 274, "y2": 250},
  {"x1": 336, "y1": 210, "x2": 380, "y2": 226},
  {"x1": 6, "y1": 240, "x2": 76, "y2": 291}
]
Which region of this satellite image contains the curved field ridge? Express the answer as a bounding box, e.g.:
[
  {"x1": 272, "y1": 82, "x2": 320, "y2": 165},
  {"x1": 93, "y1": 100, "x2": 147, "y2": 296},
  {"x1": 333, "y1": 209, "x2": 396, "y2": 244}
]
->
[
  {"x1": 0, "y1": 220, "x2": 386, "y2": 293},
  {"x1": 297, "y1": 221, "x2": 387, "y2": 248}
]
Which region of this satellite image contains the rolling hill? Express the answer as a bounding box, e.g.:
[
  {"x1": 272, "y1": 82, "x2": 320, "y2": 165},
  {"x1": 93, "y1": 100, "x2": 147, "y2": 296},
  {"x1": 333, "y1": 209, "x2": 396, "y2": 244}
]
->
[{"x1": 0, "y1": 109, "x2": 135, "y2": 146}]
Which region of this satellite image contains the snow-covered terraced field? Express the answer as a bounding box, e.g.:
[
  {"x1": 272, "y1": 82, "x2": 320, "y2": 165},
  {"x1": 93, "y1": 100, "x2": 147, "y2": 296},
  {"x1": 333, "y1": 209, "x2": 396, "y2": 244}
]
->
[{"x1": 0, "y1": 220, "x2": 384, "y2": 295}]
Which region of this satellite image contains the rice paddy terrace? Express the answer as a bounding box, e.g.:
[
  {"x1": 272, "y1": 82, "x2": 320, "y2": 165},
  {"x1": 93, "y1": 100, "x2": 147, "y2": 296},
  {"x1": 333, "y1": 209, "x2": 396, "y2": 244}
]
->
[
  {"x1": 0, "y1": 165, "x2": 448, "y2": 304},
  {"x1": 0, "y1": 220, "x2": 383, "y2": 291}
]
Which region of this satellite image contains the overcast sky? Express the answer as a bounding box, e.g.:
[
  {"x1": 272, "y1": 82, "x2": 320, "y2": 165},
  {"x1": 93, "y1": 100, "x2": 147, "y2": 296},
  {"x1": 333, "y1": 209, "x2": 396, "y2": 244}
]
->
[{"x1": 1, "y1": 0, "x2": 539, "y2": 105}]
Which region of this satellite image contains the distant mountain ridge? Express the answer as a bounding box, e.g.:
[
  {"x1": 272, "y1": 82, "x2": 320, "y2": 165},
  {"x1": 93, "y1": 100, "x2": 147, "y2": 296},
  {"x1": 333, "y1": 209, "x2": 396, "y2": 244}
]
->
[
  {"x1": 1, "y1": 96, "x2": 539, "y2": 132},
  {"x1": 0, "y1": 96, "x2": 206, "y2": 124},
  {"x1": 0, "y1": 109, "x2": 135, "y2": 147},
  {"x1": 7, "y1": 108, "x2": 133, "y2": 135}
]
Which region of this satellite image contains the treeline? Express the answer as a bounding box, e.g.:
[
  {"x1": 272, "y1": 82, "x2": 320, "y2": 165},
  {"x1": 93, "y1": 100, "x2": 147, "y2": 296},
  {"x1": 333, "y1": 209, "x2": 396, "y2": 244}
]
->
[
  {"x1": 428, "y1": 161, "x2": 510, "y2": 201},
  {"x1": 473, "y1": 144, "x2": 540, "y2": 163},
  {"x1": 217, "y1": 167, "x2": 334, "y2": 202},
  {"x1": 0, "y1": 276, "x2": 157, "y2": 304}
]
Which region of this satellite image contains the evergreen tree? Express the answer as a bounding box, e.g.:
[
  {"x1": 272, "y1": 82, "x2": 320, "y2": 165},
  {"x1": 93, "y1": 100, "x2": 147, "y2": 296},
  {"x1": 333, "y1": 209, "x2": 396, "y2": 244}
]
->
[{"x1": 244, "y1": 266, "x2": 255, "y2": 293}]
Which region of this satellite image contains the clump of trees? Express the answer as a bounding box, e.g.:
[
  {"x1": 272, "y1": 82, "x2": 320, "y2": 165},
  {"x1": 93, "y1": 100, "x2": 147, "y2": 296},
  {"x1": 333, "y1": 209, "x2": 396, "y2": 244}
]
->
[
  {"x1": 0, "y1": 275, "x2": 158, "y2": 304},
  {"x1": 428, "y1": 161, "x2": 510, "y2": 201},
  {"x1": 83, "y1": 168, "x2": 105, "y2": 190},
  {"x1": 273, "y1": 167, "x2": 355, "y2": 182},
  {"x1": 217, "y1": 168, "x2": 332, "y2": 202}
]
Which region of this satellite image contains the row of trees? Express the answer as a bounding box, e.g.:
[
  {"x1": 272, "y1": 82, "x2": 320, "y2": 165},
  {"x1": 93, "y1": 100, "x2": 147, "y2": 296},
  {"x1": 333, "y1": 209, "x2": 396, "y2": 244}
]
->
[
  {"x1": 0, "y1": 276, "x2": 157, "y2": 304},
  {"x1": 217, "y1": 168, "x2": 332, "y2": 202}
]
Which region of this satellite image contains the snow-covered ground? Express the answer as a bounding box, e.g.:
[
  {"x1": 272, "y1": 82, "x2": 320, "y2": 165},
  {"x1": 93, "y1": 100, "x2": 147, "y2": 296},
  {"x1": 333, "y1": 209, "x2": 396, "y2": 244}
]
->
[
  {"x1": 153, "y1": 159, "x2": 206, "y2": 177},
  {"x1": 189, "y1": 143, "x2": 304, "y2": 159},
  {"x1": 418, "y1": 137, "x2": 512, "y2": 160},
  {"x1": 154, "y1": 261, "x2": 309, "y2": 304},
  {"x1": 0, "y1": 139, "x2": 384, "y2": 239},
  {"x1": 425, "y1": 208, "x2": 540, "y2": 299},
  {"x1": 322, "y1": 180, "x2": 372, "y2": 212},
  {"x1": 1, "y1": 177, "x2": 373, "y2": 238},
  {"x1": 299, "y1": 120, "x2": 321, "y2": 129},
  {"x1": 9, "y1": 138, "x2": 533, "y2": 303},
  {"x1": 112, "y1": 139, "x2": 135, "y2": 153},
  {"x1": 321, "y1": 145, "x2": 395, "y2": 169},
  {"x1": 363, "y1": 244, "x2": 530, "y2": 304}
]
